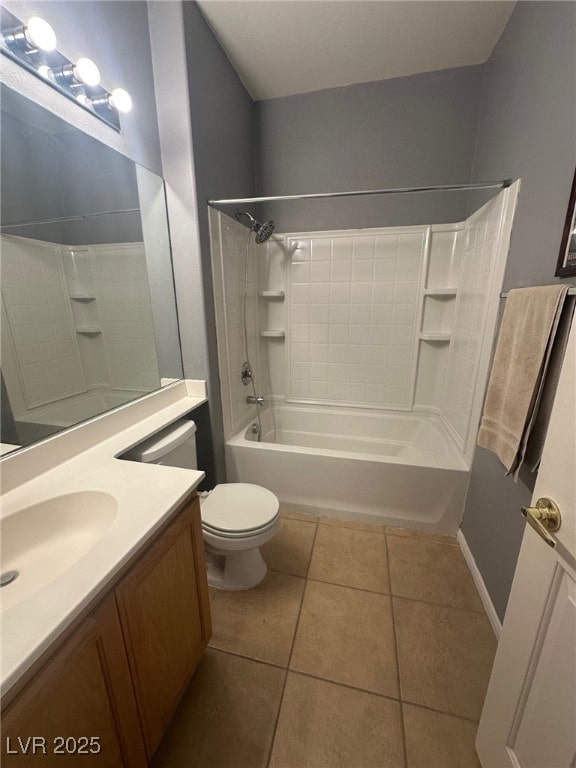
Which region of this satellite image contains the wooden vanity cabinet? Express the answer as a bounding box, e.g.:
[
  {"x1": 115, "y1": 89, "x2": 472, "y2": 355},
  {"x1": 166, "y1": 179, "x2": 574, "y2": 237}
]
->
[
  {"x1": 115, "y1": 494, "x2": 212, "y2": 759},
  {"x1": 1, "y1": 494, "x2": 211, "y2": 767},
  {"x1": 1, "y1": 593, "x2": 148, "y2": 768}
]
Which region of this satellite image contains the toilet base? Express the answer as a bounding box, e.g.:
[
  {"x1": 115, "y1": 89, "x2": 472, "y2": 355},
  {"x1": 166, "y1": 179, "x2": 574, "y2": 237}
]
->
[{"x1": 205, "y1": 545, "x2": 268, "y2": 590}]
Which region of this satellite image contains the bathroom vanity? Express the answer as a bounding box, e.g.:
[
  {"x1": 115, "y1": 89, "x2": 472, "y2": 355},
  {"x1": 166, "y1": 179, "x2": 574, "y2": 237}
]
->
[{"x1": 0, "y1": 381, "x2": 211, "y2": 766}]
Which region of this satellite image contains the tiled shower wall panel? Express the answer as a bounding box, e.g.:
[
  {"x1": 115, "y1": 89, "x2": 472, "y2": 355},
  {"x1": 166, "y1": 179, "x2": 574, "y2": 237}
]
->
[
  {"x1": 285, "y1": 228, "x2": 427, "y2": 409},
  {"x1": 1, "y1": 235, "x2": 86, "y2": 412},
  {"x1": 91, "y1": 243, "x2": 160, "y2": 391},
  {"x1": 441, "y1": 194, "x2": 506, "y2": 449}
]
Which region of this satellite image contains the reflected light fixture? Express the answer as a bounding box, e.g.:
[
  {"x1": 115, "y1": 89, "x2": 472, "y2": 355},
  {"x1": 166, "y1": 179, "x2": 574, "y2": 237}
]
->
[{"x1": 3, "y1": 15, "x2": 56, "y2": 53}]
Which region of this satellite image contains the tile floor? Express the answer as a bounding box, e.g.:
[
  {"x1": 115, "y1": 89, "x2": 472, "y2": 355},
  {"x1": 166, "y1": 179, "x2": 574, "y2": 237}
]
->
[{"x1": 152, "y1": 507, "x2": 497, "y2": 768}]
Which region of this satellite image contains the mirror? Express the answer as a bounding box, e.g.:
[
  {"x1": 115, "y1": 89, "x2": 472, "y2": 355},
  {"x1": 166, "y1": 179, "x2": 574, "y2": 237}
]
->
[{"x1": 0, "y1": 84, "x2": 183, "y2": 455}]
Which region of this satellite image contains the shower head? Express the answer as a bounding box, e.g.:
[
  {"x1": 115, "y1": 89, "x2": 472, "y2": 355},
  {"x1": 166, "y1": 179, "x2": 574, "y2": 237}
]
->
[{"x1": 235, "y1": 209, "x2": 275, "y2": 244}]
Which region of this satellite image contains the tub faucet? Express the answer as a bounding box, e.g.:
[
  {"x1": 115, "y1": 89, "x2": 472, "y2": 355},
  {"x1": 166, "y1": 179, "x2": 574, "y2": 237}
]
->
[{"x1": 247, "y1": 395, "x2": 265, "y2": 406}]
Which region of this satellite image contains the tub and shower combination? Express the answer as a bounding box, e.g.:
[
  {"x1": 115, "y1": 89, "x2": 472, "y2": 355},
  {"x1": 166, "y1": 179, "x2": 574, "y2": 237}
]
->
[{"x1": 209, "y1": 182, "x2": 520, "y2": 534}]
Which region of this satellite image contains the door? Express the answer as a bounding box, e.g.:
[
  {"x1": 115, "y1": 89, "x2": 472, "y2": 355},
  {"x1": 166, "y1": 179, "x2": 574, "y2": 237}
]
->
[
  {"x1": 476, "y1": 317, "x2": 576, "y2": 766},
  {"x1": 115, "y1": 495, "x2": 212, "y2": 759},
  {"x1": 1, "y1": 594, "x2": 147, "y2": 768}
]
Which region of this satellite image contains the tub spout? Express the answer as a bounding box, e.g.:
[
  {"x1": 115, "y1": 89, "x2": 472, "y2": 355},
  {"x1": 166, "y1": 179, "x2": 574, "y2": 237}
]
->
[{"x1": 247, "y1": 395, "x2": 265, "y2": 406}]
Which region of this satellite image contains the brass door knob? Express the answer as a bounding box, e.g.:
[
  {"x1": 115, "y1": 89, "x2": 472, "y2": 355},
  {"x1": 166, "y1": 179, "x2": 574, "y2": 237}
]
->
[{"x1": 521, "y1": 497, "x2": 561, "y2": 548}]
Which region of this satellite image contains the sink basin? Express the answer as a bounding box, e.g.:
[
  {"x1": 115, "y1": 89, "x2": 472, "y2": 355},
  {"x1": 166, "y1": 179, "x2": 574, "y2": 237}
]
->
[{"x1": 1, "y1": 491, "x2": 117, "y2": 612}]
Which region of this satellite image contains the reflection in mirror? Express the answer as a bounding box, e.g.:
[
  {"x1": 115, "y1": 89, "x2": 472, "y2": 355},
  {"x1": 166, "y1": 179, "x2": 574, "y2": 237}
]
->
[{"x1": 0, "y1": 84, "x2": 183, "y2": 456}]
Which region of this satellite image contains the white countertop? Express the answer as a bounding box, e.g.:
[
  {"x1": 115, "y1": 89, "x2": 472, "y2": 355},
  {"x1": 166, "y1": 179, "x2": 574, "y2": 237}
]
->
[{"x1": 0, "y1": 380, "x2": 207, "y2": 697}]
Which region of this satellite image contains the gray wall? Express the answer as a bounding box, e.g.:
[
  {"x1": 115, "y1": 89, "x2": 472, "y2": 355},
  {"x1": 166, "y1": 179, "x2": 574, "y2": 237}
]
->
[
  {"x1": 182, "y1": 1, "x2": 257, "y2": 483},
  {"x1": 1, "y1": 101, "x2": 142, "y2": 245},
  {"x1": 255, "y1": 66, "x2": 485, "y2": 232},
  {"x1": 462, "y1": 1, "x2": 576, "y2": 621}
]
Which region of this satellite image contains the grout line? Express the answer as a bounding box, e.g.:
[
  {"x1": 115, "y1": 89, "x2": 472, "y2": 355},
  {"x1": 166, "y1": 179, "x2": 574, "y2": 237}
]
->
[
  {"x1": 385, "y1": 530, "x2": 459, "y2": 547},
  {"x1": 385, "y1": 533, "x2": 409, "y2": 768},
  {"x1": 208, "y1": 645, "x2": 287, "y2": 672},
  {"x1": 287, "y1": 668, "x2": 401, "y2": 705},
  {"x1": 304, "y1": 576, "x2": 487, "y2": 615},
  {"x1": 390, "y1": 592, "x2": 488, "y2": 616},
  {"x1": 400, "y1": 698, "x2": 481, "y2": 725},
  {"x1": 264, "y1": 522, "x2": 319, "y2": 768},
  {"x1": 207, "y1": 647, "x2": 482, "y2": 727}
]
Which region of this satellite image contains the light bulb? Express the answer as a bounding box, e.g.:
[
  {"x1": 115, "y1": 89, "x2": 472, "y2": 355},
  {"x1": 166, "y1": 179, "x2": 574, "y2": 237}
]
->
[
  {"x1": 24, "y1": 16, "x2": 56, "y2": 52},
  {"x1": 74, "y1": 57, "x2": 100, "y2": 87},
  {"x1": 37, "y1": 64, "x2": 55, "y2": 81},
  {"x1": 109, "y1": 88, "x2": 132, "y2": 114}
]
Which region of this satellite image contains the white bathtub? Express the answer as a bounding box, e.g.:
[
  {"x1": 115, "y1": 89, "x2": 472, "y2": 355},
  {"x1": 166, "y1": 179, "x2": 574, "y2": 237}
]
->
[{"x1": 225, "y1": 405, "x2": 470, "y2": 534}]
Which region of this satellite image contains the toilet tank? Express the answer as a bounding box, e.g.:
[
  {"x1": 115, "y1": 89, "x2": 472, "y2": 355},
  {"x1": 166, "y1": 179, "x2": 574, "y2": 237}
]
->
[{"x1": 124, "y1": 420, "x2": 198, "y2": 469}]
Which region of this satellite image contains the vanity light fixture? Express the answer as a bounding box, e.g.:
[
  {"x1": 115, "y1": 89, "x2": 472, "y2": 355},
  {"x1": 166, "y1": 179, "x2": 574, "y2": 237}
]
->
[
  {"x1": 0, "y1": 5, "x2": 132, "y2": 132},
  {"x1": 91, "y1": 87, "x2": 132, "y2": 114},
  {"x1": 56, "y1": 57, "x2": 101, "y2": 88},
  {"x1": 3, "y1": 15, "x2": 56, "y2": 53}
]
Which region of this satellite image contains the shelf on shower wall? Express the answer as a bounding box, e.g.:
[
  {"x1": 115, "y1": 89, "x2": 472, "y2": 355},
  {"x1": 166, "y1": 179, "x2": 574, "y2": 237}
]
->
[
  {"x1": 258, "y1": 291, "x2": 285, "y2": 300},
  {"x1": 419, "y1": 333, "x2": 451, "y2": 342},
  {"x1": 259, "y1": 330, "x2": 285, "y2": 338},
  {"x1": 424, "y1": 288, "x2": 457, "y2": 297},
  {"x1": 75, "y1": 326, "x2": 102, "y2": 335},
  {"x1": 69, "y1": 293, "x2": 96, "y2": 301}
]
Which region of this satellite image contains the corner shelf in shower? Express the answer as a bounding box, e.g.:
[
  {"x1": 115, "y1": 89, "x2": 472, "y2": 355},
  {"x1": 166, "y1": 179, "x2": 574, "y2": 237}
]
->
[
  {"x1": 75, "y1": 326, "x2": 102, "y2": 335},
  {"x1": 69, "y1": 293, "x2": 96, "y2": 301},
  {"x1": 419, "y1": 333, "x2": 451, "y2": 343},
  {"x1": 423, "y1": 288, "x2": 457, "y2": 296},
  {"x1": 258, "y1": 291, "x2": 285, "y2": 300},
  {"x1": 259, "y1": 330, "x2": 285, "y2": 338}
]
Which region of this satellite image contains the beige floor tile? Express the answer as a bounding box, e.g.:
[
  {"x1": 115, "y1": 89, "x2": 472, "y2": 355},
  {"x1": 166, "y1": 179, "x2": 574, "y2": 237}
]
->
[
  {"x1": 319, "y1": 516, "x2": 387, "y2": 534},
  {"x1": 209, "y1": 571, "x2": 305, "y2": 666},
  {"x1": 403, "y1": 703, "x2": 481, "y2": 768},
  {"x1": 262, "y1": 518, "x2": 317, "y2": 577},
  {"x1": 279, "y1": 503, "x2": 319, "y2": 522},
  {"x1": 394, "y1": 598, "x2": 497, "y2": 721},
  {"x1": 388, "y1": 535, "x2": 484, "y2": 612},
  {"x1": 385, "y1": 526, "x2": 458, "y2": 546},
  {"x1": 270, "y1": 673, "x2": 404, "y2": 768},
  {"x1": 152, "y1": 650, "x2": 284, "y2": 768},
  {"x1": 291, "y1": 580, "x2": 398, "y2": 697},
  {"x1": 308, "y1": 523, "x2": 390, "y2": 593}
]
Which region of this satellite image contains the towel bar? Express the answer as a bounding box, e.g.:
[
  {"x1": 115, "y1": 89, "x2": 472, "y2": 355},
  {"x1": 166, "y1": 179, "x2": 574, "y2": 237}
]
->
[{"x1": 500, "y1": 287, "x2": 576, "y2": 298}]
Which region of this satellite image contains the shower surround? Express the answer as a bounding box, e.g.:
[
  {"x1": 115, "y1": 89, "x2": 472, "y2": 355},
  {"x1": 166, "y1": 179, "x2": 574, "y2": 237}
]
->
[{"x1": 209, "y1": 183, "x2": 519, "y2": 533}]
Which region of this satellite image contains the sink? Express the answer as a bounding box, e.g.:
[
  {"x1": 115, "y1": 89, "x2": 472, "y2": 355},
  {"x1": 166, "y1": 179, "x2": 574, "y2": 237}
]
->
[{"x1": 1, "y1": 491, "x2": 117, "y2": 613}]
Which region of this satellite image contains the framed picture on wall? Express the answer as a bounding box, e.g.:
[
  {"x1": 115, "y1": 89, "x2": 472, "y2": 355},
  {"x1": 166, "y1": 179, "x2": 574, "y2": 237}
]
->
[{"x1": 555, "y1": 169, "x2": 576, "y2": 277}]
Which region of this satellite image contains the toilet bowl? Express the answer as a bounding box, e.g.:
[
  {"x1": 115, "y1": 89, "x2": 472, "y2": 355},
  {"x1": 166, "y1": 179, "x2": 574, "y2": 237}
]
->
[
  {"x1": 123, "y1": 420, "x2": 279, "y2": 590},
  {"x1": 201, "y1": 483, "x2": 279, "y2": 590}
]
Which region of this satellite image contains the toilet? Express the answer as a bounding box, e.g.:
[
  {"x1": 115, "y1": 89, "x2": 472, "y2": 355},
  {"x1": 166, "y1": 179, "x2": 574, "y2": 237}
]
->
[{"x1": 124, "y1": 419, "x2": 279, "y2": 590}]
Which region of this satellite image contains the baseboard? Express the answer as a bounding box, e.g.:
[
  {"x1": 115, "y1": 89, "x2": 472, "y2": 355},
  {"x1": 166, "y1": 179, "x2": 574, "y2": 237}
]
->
[{"x1": 457, "y1": 530, "x2": 502, "y2": 639}]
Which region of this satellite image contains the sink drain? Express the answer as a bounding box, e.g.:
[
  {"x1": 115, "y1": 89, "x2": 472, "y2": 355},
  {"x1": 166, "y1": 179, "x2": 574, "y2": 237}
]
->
[{"x1": 1, "y1": 570, "x2": 19, "y2": 587}]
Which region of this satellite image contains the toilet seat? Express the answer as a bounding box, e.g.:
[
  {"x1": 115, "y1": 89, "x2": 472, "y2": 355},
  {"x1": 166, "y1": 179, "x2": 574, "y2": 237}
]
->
[{"x1": 201, "y1": 483, "x2": 279, "y2": 537}]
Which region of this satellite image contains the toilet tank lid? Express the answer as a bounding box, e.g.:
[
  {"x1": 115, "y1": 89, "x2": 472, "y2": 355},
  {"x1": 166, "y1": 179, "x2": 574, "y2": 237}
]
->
[{"x1": 124, "y1": 419, "x2": 197, "y2": 463}]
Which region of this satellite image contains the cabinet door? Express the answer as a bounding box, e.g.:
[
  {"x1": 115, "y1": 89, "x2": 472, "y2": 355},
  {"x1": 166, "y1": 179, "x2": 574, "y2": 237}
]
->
[
  {"x1": 115, "y1": 496, "x2": 211, "y2": 759},
  {"x1": 1, "y1": 594, "x2": 147, "y2": 768}
]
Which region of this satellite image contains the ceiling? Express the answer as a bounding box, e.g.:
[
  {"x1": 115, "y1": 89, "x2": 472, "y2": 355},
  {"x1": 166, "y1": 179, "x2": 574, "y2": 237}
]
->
[{"x1": 196, "y1": 1, "x2": 516, "y2": 101}]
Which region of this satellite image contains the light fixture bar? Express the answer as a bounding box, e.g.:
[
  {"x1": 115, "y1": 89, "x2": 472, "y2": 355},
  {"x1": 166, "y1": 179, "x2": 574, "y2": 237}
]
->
[{"x1": 0, "y1": 5, "x2": 131, "y2": 132}]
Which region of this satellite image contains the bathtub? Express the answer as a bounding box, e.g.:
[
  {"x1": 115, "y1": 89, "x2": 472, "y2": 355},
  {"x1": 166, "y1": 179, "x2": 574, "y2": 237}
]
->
[{"x1": 225, "y1": 405, "x2": 470, "y2": 534}]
